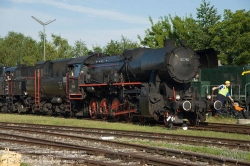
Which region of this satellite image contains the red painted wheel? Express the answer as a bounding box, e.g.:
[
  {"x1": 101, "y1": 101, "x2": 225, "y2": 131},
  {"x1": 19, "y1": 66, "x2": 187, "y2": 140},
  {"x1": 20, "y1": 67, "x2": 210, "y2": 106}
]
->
[
  {"x1": 123, "y1": 102, "x2": 133, "y2": 122},
  {"x1": 89, "y1": 98, "x2": 99, "y2": 119},
  {"x1": 100, "y1": 98, "x2": 110, "y2": 120},
  {"x1": 111, "y1": 98, "x2": 121, "y2": 121}
]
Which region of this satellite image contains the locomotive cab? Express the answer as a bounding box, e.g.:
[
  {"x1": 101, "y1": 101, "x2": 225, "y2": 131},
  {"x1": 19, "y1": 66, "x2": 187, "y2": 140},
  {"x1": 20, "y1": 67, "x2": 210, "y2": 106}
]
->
[
  {"x1": 68, "y1": 63, "x2": 82, "y2": 78},
  {"x1": 67, "y1": 56, "x2": 91, "y2": 100}
]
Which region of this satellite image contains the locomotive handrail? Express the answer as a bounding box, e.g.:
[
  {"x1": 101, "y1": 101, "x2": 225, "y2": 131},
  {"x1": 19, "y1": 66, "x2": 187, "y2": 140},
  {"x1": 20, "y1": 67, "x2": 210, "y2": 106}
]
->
[
  {"x1": 202, "y1": 84, "x2": 240, "y2": 99},
  {"x1": 242, "y1": 70, "x2": 250, "y2": 75},
  {"x1": 202, "y1": 84, "x2": 220, "y2": 94},
  {"x1": 173, "y1": 87, "x2": 176, "y2": 102},
  {"x1": 233, "y1": 84, "x2": 241, "y2": 100},
  {"x1": 244, "y1": 82, "x2": 250, "y2": 101}
]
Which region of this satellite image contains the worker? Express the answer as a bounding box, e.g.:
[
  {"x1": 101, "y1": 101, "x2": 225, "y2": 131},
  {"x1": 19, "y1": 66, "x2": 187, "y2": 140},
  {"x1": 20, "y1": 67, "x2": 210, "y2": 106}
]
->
[{"x1": 212, "y1": 81, "x2": 234, "y2": 116}]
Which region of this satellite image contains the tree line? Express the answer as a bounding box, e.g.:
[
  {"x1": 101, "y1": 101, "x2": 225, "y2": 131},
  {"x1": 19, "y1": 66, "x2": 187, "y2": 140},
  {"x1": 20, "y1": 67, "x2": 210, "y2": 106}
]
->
[{"x1": 0, "y1": 0, "x2": 249, "y2": 66}]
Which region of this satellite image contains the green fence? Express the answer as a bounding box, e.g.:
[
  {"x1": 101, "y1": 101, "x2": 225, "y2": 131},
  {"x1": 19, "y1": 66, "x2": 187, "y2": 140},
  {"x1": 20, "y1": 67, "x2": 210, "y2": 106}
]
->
[{"x1": 192, "y1": 66, "x2": 250, "y2": 102}]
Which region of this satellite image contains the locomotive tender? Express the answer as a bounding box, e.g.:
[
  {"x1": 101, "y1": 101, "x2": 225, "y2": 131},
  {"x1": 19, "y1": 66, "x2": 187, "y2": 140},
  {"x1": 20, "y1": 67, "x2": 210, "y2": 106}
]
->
[{"x1": 0, "y1": 39, "x2": 222, "y2": 127}]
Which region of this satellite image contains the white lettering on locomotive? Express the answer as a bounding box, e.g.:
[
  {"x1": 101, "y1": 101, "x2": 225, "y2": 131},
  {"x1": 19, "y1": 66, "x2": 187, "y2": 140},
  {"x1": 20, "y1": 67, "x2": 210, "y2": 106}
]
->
[{"x1": 180, "y1": 58, "x2": 190, "y2": 61}]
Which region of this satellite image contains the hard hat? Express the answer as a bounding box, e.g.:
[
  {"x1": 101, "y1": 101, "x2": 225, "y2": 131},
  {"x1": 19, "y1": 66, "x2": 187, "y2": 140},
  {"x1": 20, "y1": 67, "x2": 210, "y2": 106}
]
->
[{"x1": 225, "y1": 81, "x2": 230, "y2": 84}]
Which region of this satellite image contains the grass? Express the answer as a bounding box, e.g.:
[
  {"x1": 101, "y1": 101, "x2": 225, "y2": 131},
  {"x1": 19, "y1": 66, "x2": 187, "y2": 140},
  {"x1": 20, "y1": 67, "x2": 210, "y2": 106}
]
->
[
  {"x1": 206, "y1": 116, "x2": 238, "y2": 124},
  {"x1": 116, "y1": 138, "x2": 250, "y2": 161}
]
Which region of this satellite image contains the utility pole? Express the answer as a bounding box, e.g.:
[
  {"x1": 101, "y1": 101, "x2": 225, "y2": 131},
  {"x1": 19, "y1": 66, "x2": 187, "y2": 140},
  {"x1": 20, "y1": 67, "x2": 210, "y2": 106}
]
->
[{"x1": 31, "y1": 16, "x2": 56, "y2": 61}]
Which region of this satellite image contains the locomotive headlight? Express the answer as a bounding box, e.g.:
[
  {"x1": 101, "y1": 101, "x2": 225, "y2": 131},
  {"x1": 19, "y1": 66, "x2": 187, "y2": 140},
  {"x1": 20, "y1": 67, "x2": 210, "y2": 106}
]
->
[
  {"x1": 175, "y1": 95, "x2": 181, "y2": 101},
  {"x1": 206, "y1": 94, "x2": 212, "y2": 100},
  {"x1": 23, "y1": 91, "x2": 28, "y2": 96}
]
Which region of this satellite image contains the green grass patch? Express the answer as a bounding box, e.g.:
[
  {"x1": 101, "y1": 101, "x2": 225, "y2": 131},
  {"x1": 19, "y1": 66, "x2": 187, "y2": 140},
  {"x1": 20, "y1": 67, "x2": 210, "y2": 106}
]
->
[
  {"x1": 206, "y1": 116, "x2": 238, "y2": 124},
  {"x1": 116, "y1": 138, "x2": 250, "y2": 161}
]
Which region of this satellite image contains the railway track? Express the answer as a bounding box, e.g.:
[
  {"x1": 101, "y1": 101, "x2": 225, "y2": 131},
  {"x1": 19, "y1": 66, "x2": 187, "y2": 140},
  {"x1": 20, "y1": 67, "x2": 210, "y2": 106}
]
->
[
  {"x1": 0, "y1": 130, "x2": 204, "y2": 166},
  {"x1": 0, "y1": 134, "x2": 194, "y2": 166},
  {"x1": 194, "y1": 122, "x2": 250, "y2": 134},
  {"x1": 0, "y1": 122, "x2": 250, "y2": 165},
  {"x1": 2, "y1": 112, "x2": 250, "y2": 135},
  {"x1": 0, "y1": 122, "x2": 249, "y2": 151}
]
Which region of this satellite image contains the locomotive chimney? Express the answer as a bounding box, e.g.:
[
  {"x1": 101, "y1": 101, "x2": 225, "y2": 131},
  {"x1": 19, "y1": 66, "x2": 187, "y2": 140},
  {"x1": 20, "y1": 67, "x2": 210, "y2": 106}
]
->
[{"x1": 164, "y1": 39, "x2": 175, "y2": 47}]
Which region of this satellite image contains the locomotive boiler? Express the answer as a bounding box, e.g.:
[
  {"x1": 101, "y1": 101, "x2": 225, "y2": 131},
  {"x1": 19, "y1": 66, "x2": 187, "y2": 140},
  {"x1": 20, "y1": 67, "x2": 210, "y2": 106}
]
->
[{"x1": 67, "y1": 39, "x2": 222, "y2": 127}]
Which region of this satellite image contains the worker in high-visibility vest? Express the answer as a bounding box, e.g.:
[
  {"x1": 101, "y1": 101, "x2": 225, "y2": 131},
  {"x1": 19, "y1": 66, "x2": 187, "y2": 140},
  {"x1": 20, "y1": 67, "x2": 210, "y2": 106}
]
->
[{"x1": 212, "y1": 81, "x2": 234, "y2": 116}]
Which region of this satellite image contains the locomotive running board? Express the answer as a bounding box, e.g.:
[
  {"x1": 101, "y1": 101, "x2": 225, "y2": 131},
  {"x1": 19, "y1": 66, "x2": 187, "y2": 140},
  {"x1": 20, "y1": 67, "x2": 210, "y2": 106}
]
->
[{"x1": 79, "y1": 82, "x2": 141, "y2": 87}]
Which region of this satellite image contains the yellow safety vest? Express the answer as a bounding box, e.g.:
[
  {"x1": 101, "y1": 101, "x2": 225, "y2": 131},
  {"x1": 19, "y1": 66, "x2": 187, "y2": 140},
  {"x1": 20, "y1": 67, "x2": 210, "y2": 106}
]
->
[{"x1": 218, "y1": 85, "x2": 229, "y2": 97}]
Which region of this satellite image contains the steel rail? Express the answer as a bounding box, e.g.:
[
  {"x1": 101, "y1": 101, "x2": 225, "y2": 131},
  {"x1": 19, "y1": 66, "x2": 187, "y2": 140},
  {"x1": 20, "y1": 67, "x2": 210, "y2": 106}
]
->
[
  {"x1": 0, "y1": 125, "x2": 249, "y2": 165},
  {"x1": 0, "y1": 124, "x2": 249, "y2": 151},
  {"x1": 0, "y1": 133, "x2": 196, "y2": 166}
]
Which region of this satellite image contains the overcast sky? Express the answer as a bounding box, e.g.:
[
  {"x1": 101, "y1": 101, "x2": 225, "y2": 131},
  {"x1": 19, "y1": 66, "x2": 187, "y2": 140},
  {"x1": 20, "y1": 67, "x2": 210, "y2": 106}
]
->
[{"x1": 0, "y1": 0, "x2": 249, "y2": 48}]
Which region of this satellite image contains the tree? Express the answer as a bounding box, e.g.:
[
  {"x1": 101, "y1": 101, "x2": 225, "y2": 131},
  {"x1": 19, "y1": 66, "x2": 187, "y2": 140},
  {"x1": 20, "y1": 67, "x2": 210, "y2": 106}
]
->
[
  {"x1": 73, "y1": 40, "x2": 88, "y2": 57},
  {"x1": 138, "y1": 15, "x2": 197, "y2": 48},
  {"x1": 211, "y1": 9, "x2": 250, "y2": 65},
  {"x1": 51, "y1": 34, "x2": 74, "y2": 59},
  {"x1": 192, "y1": 0, "x2": 221, "y2": 49},
  {"x1": 91, "y1": 44, "x2": 103, "y2": 53},
  {"x1": 138, "y1": 16, "x2": 173, "y2": 48},
  {"x1": 0, "y1": 31, "x2": 40, "y2": 66},
  {"x1": 138, "y1": 0, "x2": 221, "y2": 50},
  {"x1": 103, "y1": 36, "x2": 140, "y2": 55},
  {"x1": 21, "y1": 36, "x2": 41, "y2": 65}
]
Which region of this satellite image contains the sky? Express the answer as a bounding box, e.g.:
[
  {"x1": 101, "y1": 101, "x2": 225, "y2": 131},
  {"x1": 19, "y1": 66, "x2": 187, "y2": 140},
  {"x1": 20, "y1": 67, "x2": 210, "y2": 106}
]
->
[{"x1": 0, "y1": 0, "x2": 250, "y2": 48}]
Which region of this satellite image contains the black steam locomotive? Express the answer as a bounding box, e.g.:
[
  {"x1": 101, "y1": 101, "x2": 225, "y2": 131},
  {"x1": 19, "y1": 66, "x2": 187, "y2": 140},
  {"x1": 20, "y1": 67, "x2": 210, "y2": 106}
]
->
[{"x1": 0, "y1": 40, "x2": 222, "y2": 127}]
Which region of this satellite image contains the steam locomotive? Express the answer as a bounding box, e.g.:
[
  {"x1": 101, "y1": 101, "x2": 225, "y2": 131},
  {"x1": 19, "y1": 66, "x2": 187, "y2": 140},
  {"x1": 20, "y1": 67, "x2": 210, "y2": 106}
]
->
[{"x1": 0, "y1": 39, "x2": 222, "y2": 127}]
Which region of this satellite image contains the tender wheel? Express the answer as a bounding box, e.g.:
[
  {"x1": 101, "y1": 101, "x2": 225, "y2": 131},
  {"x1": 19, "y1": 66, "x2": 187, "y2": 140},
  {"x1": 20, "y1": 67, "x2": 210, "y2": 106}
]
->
[
  {"x1": 47, "y1": 109, "x2": 53, "y2": 116},
  {"x1": 188, "y1": 113, "x2": 198, "y2": 126},
  {"x1": 100, "y1": 98, "x2": 110, "y2": 120},
  {"x1": 17, "y1": 103, "x2": 24, "y2": 114},
  {"x1": 1, "y1": 106, "x2": 8, "y2": 113},
  {"x1": 111, "y1": 98, "x2": 121, "y2": 121},
  {"x1": 89, "y1": 98, "x2": 99, "y2": 119},
  {"x1": 188, "y1": 119, "x2": 197, "y2": 126}
]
